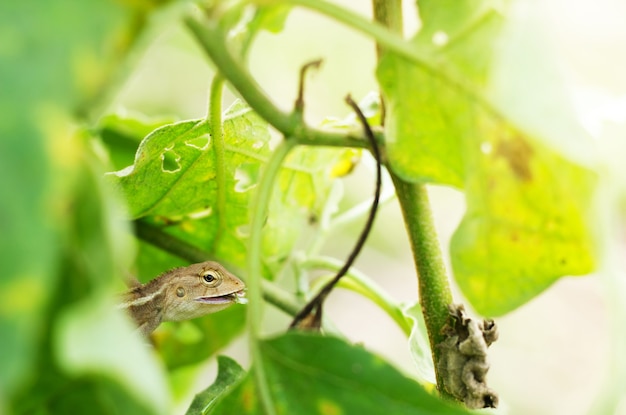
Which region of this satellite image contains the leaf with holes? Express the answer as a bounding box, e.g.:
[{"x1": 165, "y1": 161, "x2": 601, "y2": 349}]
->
[
  {"x1": 109, "y1": 117, "x2": 219, "y2": 218},
  {"x1": 108, "y1": 100, "x2": 351, "y2": 273},
  {"x1": 98, "y1": 113, "x2": 176, "y2": 171},
  {"x1": 108, "y1": 101, "x2": 267, "y2": 270}
]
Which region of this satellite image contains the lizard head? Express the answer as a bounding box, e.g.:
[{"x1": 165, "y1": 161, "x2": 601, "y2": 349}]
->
[{"x1": 163, "y1": 261, "x2": 246, "y2": 322}]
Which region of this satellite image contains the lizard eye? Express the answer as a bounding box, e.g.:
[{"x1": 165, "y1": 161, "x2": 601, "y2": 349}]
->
[{"x1": 201, "y1": 270, "x2": 222, "y2": 287}]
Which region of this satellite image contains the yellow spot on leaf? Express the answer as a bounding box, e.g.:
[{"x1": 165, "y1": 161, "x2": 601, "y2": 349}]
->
[
  {"x1": 0, "y1": 275, "x2": 45, "y2": 316},
  {"x1": 241, "y1": 380, "x2": 257, "y2": 412},
  {"x1": 317, "y1": 398, "x2": 343, "y2": 415}
]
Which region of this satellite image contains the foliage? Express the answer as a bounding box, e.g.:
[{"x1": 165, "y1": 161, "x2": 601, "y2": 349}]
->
[
  {"x1": 2, "y1": 0, "x2": 612, "y2": 414},
  {"x1": 378, "y1": 0, "x2": 594, "y2": 315},
  {"x1": 205, "y1": 332, "x2": 471, "y2": 415}
]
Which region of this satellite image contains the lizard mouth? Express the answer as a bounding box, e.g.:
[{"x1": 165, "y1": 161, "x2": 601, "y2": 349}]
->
[{"x1": 195, "y1": 289, "x2": 247, "y2": 305}]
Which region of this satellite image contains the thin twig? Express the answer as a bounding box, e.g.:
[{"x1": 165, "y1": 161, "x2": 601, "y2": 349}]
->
[
  {"x1": 289, "y1": 95, "x2": 382, "y2": 329},
  {"x1": 294, "y1": 59, "x2": 323, "y2": 115}
]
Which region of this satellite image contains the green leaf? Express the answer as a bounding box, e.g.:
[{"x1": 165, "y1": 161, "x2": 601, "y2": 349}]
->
[
  {"x1": 47, "y1": 142, "x2": 167, "y2": 414},
  {"x1": 450, "y1": 121, "x2": 596, "y2": 316},
  {"x1": 98, "y1": 113, "x2": 176, "y2": 171},
  {"x1": 448, "y1": 7, "x2": 598, "y2": 315},
  {"x1": 0, "y1": 0, "x2": 127, "y2": 402},
  {"x1": 109, "y1": 118, "x2": 217, "y2": 218},
  {"x1": 263, "y1": 146, "x2": 349, "y2": 262},
  {"x1": 13, "y1": 374, "x2": 157, "y2": 415},
  {"x1": 9, "y1": 136, "x2": 166, "y2": 414},
  {"x1": 226, "y1": 3, "x2": 292, "y2": 58},
  {"x1": 403, "y1": 303, "x2": 436, "y2": 384},
  {"x1": 110, "y1": 101, "x2": 350, "y2": 273},
  {"x1": 109, "y1": 101, "x2": 263, "y2": 269},
  {"x1": 55, "y1": 295, "x2": 170, "y2": 414},
  {"x1": 155, "y1": 306, "x2": 246, "y2": 370},
  {"x1": 377, "y1": 0, "x2": 504, "y2": 187},
  {"x1": 209, "y1": 332, "x2": 471, "y2": 415},
  {"x1": 185, "y1": 356, "x2": 246, "y2": 415},
  {"x1": 378, "y1": 1, "x2": 596, "y2": 315},
  {"x1": 246, "y1": 4, "x2": 292, "y2": 35}
]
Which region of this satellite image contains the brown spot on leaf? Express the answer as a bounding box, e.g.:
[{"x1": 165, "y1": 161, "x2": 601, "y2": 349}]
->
[
  {"x1": 241, "y1": 380, "x2": 257, "y2": 411},
  {"x1": 495, "y1": 135, "x2": 534, "y2": 182}
]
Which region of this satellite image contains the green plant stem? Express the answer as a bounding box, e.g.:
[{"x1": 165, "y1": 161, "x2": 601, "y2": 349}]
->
[
  {"x1": 247, "y1": 138, "x2": 298, "y2": 415},
  {"x1": 287, "y1": 0, "x2": 426, "y2": 71},
  {"x1": 372, "y1": 0, "x2": 453, "y2": 395},
  {"x1": 301, "y1": 256, "x2": 411, "y2": 336},
  {"x1": 209, "y1": 75, "x2": 228, "y2": 243},
  {"x1": 184, "y1": 16, "x2": 372, "y2": 149},
  {"x1": 247, "y1": 138, "x2": 297, "y2": 332},
  {"x1": 391, "y1": 177, "x2": 452, "y2": 393},
  {"x1": 134, "y1": 220, "x2": 301, "y2": 316},
  {"x1": 246, "y1": 138, "x2": 297, "y2": 330},
  {"x1": 134, "y1": 220, "x2": 215, "y2": 263}
]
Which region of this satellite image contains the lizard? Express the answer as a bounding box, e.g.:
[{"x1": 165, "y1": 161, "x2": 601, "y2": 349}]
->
[{"x1": 118, "y1": 261, "x2": 246, "y2": 336}]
